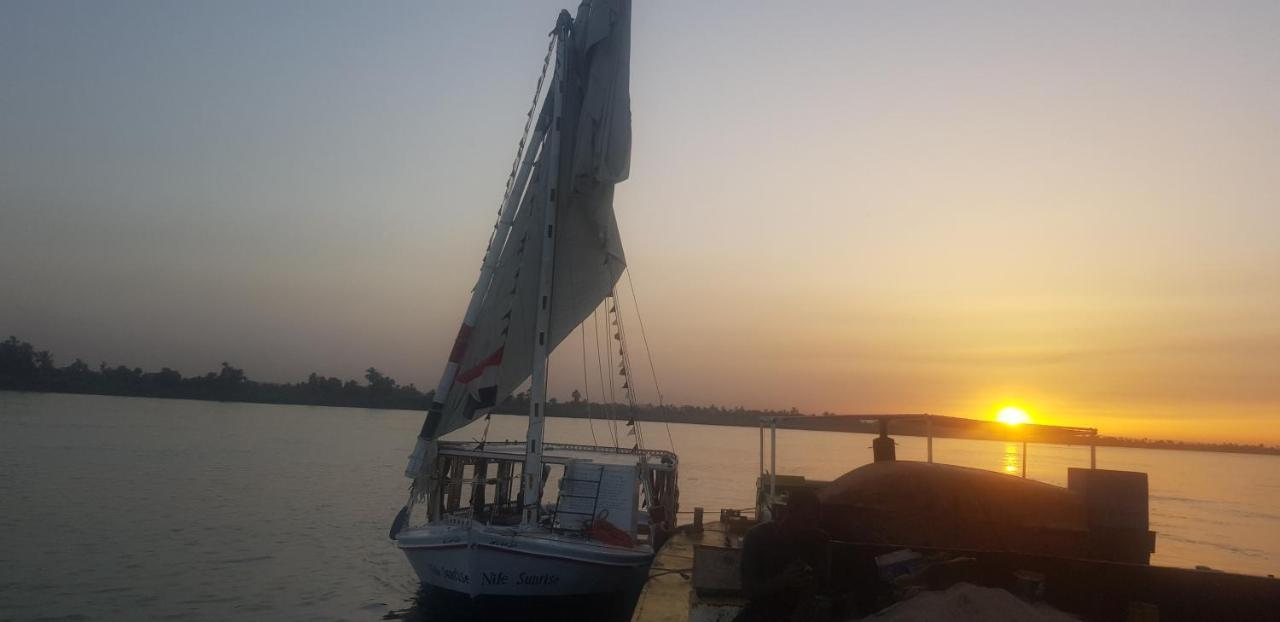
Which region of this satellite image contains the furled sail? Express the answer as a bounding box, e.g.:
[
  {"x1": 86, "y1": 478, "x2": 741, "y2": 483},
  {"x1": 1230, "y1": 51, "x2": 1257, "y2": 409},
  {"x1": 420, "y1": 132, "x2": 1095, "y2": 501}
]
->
[{"x1": 427, "y1": 0, "x2": 632, "y2": 442}]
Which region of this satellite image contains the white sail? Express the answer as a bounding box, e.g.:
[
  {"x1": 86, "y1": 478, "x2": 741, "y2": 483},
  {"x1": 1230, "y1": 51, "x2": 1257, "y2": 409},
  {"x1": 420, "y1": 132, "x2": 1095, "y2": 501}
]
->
[
  {"x1": 428, "y1": 0, "x2": 632, "y2": 441},
  {"x1": 552, "y1": 0, "x2": 631, "y2": 346}
]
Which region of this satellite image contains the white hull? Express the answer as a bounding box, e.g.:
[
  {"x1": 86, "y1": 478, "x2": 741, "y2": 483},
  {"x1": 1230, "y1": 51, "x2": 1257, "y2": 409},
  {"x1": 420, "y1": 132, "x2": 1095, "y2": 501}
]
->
[{"x1": 397, "y1": 521, "x2": 653, "y2": 597}]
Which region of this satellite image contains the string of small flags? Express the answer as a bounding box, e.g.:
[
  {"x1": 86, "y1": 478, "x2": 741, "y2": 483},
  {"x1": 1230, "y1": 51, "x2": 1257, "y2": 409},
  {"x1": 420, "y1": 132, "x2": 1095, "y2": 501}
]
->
[{"x1": 608, "y1": 297, "x2": 641, "y2": 450}]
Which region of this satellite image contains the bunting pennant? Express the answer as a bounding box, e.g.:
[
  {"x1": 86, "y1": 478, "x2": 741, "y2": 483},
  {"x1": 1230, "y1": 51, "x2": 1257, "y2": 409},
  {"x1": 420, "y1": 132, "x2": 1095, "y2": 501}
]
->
[{"x1": 613, "y1": 333, "x2": 621, "y2": 340}]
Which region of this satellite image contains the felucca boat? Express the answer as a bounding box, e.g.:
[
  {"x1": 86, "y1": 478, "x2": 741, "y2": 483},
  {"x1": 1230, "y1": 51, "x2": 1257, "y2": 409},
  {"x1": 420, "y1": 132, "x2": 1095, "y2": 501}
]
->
[{"x1": 389, "y1": 0, "x2": 680, "y2": 599}]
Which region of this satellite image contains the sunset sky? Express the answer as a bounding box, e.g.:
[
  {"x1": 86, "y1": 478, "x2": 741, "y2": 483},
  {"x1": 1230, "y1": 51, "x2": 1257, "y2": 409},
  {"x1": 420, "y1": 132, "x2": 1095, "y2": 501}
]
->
[{"x1": 2, "y1": 1, "x2": 1277, "y2": 443}]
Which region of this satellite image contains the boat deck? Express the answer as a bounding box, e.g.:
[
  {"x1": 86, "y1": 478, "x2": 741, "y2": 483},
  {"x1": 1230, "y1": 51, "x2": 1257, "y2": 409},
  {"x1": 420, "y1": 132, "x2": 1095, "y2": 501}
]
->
[{"x1": 438, "y1": 440, "x2": 677, "y2": 468}]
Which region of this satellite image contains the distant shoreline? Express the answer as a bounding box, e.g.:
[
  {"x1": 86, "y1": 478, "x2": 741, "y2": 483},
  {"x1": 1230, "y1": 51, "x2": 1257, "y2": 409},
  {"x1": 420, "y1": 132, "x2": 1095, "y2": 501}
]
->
[
  {"x1": 5, "y1": 387, "x2": 1278, "y2": 458},
  {"x1": 4, "y1": 335, "x2": 1277, "y2": 457},
  {"x1": 513, "y1": 402, "x2": 1280, "y2": 457}
]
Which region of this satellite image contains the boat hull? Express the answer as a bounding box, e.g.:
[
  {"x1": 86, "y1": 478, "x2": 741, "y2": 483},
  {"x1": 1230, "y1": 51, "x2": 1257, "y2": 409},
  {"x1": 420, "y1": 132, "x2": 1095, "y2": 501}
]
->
[{"x1": 397, "y1": 523, "x2": 653, "y2": 598}]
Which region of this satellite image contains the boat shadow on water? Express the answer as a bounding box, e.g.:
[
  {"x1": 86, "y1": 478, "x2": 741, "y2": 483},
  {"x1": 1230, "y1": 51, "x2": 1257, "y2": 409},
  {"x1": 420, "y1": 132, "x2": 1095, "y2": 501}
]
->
[{"x1": 384, "y1": 584, "x2": 643, "y2": 622}]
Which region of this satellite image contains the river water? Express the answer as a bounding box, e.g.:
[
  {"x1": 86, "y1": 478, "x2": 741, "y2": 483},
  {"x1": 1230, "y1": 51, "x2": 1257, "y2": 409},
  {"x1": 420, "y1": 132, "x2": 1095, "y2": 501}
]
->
[{"x1": 2, "y1": 391, "x2": 1277, "y2": 620}]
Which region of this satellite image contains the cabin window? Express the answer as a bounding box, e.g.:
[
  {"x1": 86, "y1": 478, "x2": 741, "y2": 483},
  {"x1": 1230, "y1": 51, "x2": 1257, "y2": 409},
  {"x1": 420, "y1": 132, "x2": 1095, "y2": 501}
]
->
[{"x1": 430, "y1": 456, "x2": 551, "y2": 526}]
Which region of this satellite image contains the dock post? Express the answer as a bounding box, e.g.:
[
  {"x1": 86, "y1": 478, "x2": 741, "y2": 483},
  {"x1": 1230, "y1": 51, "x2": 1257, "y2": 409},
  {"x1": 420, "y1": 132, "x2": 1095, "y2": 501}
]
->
[
  {"x1": 769, "y1": 418, "x2": 777, "y2": 501},
  {"x1": 759, "y1": 422, "x2": 764, "y2": 478},
  {"x1": 926, "y1": 415, "x2": 933, "y2": 463},
  {"x1": 692, "y1": 507, "x2": 704, "y2": 533},
  {"x1": 1021, "y1": 441, "x2": 1028, "y2": 478},
  {"x1": 1091, "y1": 442, "x2": 1097, "y2": 469}
]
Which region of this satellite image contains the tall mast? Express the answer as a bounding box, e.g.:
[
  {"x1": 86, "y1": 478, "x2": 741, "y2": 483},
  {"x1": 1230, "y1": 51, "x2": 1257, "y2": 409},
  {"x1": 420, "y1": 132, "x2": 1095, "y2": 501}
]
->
[{"x1": 522, "y1": 11, "x2": 571, "y2": 526}]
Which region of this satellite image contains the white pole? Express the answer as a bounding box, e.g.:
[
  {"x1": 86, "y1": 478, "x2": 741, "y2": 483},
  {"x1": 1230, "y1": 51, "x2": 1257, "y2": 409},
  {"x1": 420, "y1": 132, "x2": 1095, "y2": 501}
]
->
[
  {"x1": 769, "y1": 418, "x2": 777, "y2": 501},
  {"x1": 404, "y1": 94, "x2": 551, "y2": 482},
  {"x1": 521, "y1": 21, "x2": 568, "y2": 525}
]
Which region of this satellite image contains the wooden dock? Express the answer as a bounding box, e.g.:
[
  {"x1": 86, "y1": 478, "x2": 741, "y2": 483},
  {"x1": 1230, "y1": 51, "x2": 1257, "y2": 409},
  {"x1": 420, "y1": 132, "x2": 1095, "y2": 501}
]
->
[
  {"x1": 632, "y1": 521, "x2": 747, "y2": 622},
  {"x1": 632, "y1": 517, "x2": 1280, "y2": 622}
]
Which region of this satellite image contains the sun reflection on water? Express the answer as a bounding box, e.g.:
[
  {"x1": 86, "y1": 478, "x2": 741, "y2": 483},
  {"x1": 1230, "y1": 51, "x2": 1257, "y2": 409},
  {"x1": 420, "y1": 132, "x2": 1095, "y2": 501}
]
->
[{"x1": 1002, "y1": 442, "x2": 1021, "y2": 474}]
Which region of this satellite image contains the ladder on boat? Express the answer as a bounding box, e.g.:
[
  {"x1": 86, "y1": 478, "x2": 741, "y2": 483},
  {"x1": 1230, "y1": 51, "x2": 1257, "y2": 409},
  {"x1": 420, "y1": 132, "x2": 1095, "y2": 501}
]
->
[{"x1": 552, "y1": 466, "x2": 605, "y2": 535}]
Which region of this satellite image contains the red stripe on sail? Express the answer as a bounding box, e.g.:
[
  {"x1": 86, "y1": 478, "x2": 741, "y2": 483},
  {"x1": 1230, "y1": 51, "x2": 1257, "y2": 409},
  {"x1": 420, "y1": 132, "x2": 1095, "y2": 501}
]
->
[
  {"x1": 455, "y1": 347, "x2": 504, "y2": 384},
  {"x1": 447, "y1": 324, "x2": 474, "y2": 364}
]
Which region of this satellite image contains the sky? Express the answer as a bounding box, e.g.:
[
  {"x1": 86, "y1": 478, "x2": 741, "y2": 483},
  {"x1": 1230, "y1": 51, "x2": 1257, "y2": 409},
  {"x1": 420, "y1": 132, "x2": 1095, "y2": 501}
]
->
[{"x1": 2, "y1": 1, "x2": 1278, "y2": 444}]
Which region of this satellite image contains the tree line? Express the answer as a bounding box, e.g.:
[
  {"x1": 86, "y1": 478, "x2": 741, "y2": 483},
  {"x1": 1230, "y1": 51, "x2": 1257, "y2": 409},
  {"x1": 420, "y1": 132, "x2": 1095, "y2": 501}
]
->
[
  {"x1": 4, "y1": 335, "x2": 1277, "y2": 456},
  {"x1": 0, "y1": 336, "x2": 812, "y2": 421},
  {"x1": 0, "y1": 336, "x2": 432, "y2": 410}
]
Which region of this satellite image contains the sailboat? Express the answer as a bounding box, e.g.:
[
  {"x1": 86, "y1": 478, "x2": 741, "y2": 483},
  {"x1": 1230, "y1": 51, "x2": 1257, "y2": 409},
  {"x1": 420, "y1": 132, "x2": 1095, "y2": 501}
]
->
[{"x1": 389, "y1": 0, "x2": 680, "y2": 599}]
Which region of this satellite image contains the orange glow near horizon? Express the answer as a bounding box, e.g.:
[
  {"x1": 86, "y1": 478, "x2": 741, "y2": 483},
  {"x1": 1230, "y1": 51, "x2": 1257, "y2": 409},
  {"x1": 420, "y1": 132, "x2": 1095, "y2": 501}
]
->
[{"x1": 996, "y1": 406, "x2": 1032, "y2": 426}]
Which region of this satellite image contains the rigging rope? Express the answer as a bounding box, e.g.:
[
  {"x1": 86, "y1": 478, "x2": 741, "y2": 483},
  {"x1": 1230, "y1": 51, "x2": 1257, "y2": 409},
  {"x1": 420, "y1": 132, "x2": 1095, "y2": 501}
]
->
[
  {"x1": 592, "y1": 308, "x2": 620, "y2": 448},
  {"x1": 469, "y1": 30, "x2": 554, "y2": 452},
  {"x1": 470, "y1": 28, "x2": 557, "y2": 297},
  {"x1": 475, "y1": 412, "x2": 493, "y2": 447},
  {"x1": 559, "y1": 202, "x2": 599, "y2": 449},
  {"x1": 580, "y1": 319, "x2": 598, "y2": 446},
  {"x1": 625, "y1": 269, "x2": 676, "y2": 453},
  {"x1": 498, "y1": 35, "x2": 556, "y2": 222},
  {"x1": 610, "y1": 289, "x2": 645, "y2": 449}
]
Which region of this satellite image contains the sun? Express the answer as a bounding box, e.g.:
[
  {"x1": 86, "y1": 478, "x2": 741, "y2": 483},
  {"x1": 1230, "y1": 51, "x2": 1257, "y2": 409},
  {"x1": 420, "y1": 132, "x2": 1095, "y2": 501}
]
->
[{"x1": 996, "y1": 406, "x2": 1031, "y2": 426}]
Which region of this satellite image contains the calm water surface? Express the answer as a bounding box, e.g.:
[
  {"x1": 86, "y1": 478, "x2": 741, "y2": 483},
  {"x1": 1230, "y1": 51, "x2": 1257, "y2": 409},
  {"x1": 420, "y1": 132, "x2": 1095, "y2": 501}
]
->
[{"x1": 2, "y1": 392, "x2": 1278, "y2": 620}]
